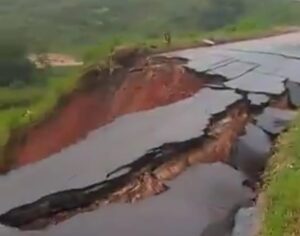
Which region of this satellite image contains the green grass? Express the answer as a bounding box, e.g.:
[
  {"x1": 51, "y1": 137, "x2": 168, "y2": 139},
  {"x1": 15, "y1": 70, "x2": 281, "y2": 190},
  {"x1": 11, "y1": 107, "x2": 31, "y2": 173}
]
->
[
  {"x1": 0, "y1": 0, "x2": 299, "y2": 168},
  {"x1": 0, "y1": 87, "x2": 43, "y2": 109},
  {"x1": 0, "y1": 24, "x2": 293, "y2": 169},
  {"x1": 0, "y1": 67, "x2": 80, "y2": 162},
  {"x1": 0, "y1": 52, "x2": 87, "y2": 166},
  {"x1": 80, "y1": 23, "x2": 282, "y2": 63},
  {"x1": 261, "y1": 115, "x2": 300, "y2": 236},
  {"x1": 2, "y1": 0, "x2": 300, "y2": 51}
]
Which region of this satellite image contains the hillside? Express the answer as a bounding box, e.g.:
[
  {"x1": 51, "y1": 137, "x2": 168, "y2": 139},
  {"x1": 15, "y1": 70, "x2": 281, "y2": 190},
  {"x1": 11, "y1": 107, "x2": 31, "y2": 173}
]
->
[
  {"x1": 1, "y1": 1, "x2": 300, "y2": 235},
  {"x1": 1, "y1": 0, "x2": 300, "y2": 50}
]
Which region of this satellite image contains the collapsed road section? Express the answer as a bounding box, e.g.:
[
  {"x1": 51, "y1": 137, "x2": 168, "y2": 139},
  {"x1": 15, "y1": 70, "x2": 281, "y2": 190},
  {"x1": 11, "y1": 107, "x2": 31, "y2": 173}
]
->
[
  {"x1": 2, "y1": 56, "x2": 205, "y2": 172},
  {"x1": 1, "y1": 32, "x2": 300, "y2": 236},
  {"x1": 0, "y1": 88, "x2": 247, "y2": 227}
]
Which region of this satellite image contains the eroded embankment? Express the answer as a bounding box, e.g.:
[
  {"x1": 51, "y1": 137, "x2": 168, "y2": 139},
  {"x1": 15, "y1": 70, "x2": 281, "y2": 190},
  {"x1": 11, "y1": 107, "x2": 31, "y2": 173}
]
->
[
  {"x1": 2, "y1": 56, "x2": 206, "y2": 172},
  {"x1": 1, "y1": 34, "x2": 300, "y2": 236},
  {"x1": 0, "y1": 81, "x2": 297, "y2": 234},
  {"x1": 0, "y1": 101, "x2": 249, "y2": 230}
]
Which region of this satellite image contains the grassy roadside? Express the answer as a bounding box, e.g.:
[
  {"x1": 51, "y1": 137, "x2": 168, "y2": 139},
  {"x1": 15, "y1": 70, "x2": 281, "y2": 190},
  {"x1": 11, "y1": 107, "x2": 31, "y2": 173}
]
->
[
  {"x1": 260, "y1": 115, "x2": 300, "y2": 236},
  {"x1": 0, "y1": 68, "x2": 81, "y2": 169},
  {"x1": 0, "y1": 25, "x2": 297, "y2": 170},
  {"x1": 81, "y1": 25, "x2": 288, "y2": 63}
]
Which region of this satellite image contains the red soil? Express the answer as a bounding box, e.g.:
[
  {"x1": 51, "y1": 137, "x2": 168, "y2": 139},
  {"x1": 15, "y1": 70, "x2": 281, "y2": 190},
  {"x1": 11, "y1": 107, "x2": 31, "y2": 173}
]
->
[{"x1": 6, "y1": 59, "x2": 206, "y2": 169}]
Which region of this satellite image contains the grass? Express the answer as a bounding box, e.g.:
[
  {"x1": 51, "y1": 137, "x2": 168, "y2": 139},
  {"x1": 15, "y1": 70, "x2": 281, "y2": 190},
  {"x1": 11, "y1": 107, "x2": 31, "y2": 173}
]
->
[
  {"x1": 80, "y1": 22, "x2": 287, "y2": 63},
  {"x1": 0, "y1": 87, "x2": 43, "y2": 109},
  {"x1": 0, "y1": 66, "x2": 81, "y2": 166},
  {"x1": 0, "y1": 52, "x2": 88, "y2": 163},
  {"x1": 260, "y1": 115, "x2": 300, "y2": 236},
  {"x1": 0, "y1": 24, "x2": 296, "y2": 169}
]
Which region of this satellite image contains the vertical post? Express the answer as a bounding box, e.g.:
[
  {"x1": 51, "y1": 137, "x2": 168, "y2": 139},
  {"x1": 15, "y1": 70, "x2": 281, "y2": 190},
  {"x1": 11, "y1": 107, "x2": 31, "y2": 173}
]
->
[{"x1": 164, "y1": 31, "x2": 172, "y2": 47}]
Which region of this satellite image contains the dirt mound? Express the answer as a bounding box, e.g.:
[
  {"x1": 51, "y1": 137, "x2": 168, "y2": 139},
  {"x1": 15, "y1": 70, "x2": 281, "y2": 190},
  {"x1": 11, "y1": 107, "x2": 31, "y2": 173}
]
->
[{"x1": 4, "y1": 58, "x2": 206, "y2": 170}]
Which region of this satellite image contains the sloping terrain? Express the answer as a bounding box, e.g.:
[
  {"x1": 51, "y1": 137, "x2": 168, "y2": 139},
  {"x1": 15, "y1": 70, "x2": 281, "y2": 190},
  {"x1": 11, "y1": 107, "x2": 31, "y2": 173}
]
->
[
  {"x1": 3, "y1": 57, "x2": 205, "y2": 171},
  {"x1": 1, "y1": 32, "x2": 300, "y2": 236}
]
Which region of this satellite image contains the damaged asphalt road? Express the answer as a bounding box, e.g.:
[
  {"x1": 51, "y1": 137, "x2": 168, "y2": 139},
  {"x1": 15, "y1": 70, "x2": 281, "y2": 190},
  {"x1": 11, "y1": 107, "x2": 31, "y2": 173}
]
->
[{"x1": 1, "y1": 32, "x2": 300, "y2": 236}]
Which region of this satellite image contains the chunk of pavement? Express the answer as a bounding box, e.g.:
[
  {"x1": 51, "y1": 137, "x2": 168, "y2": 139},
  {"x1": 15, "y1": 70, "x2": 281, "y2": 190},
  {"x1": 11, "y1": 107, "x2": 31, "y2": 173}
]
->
[
  {"x1": 229, "y1": 124, "x2": 272, "y2": 180},
  {"x1": 248, "y1": 94, "x2": 270, "y2": 106},
  {"x1": 255, "y1": 107, "x2": 297, "y2": 135},
  {"x1": 225, "y1": 71, "x2": 286, "y2": 95},
  {"x1": 275, "y1": 59, "x2": 300, "y2": 83},
  {"x1": 35, "y1": 163, "x2": 253, "y2": 236},
  {"x1": 185, "y1": 55, "x2": 235, "y2": 73},
  {"x1": 0, "y1": 88, "x2": 241, "y2": 215},
  {"x1": 224, "y1": 51, "x2": 286, "y2": 76},
  {"x1": 286, "y1": 80, "x2": 300, "y2": 107},
  {"x1": 207, "y1": 61, "x2": 258, "y2": 80},
  {"x1": 0, "y1": 225, "x2": 19, "y2": 236},
  {"x1": 163, "y1": 48, "x2": 231, "y2": 62},
  {"x1": 232, "y1": 206, "x2": 260, "y2": 236},
  {"x1": 200, "y1": 199, "x2": 255, "y2": 236}
]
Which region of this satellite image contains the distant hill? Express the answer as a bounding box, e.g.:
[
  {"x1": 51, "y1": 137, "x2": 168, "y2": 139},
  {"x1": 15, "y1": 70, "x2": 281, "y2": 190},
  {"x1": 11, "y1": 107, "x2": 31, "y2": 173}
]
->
[{"x1": 1, "y1": 0, "x2": 299, "y2": 49}]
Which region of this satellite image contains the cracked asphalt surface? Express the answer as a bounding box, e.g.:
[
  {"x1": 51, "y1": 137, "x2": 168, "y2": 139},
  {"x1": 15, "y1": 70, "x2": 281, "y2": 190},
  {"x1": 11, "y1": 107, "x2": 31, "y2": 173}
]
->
[{"x1": 1, "y1": 32, "x2": 300, "y2": 236}]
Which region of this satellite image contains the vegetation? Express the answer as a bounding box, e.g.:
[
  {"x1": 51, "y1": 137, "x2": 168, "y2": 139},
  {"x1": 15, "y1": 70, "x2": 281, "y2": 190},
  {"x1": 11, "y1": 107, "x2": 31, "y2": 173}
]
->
[
  {"x1": 0, "y1": 0, "x2": 299, "y2": 231},
  {"x1": 0, "y1": 0, "x2": 300, "y2": 168},
  {"x1": 0, "y1": 36, "x2": 35, "y2": 86},
  {"x1": 261, "y1": 116, "x2": 300, "y2": 236},
  {"x1": 1, "y1": 0, "x2": 300, "y2": 51}
]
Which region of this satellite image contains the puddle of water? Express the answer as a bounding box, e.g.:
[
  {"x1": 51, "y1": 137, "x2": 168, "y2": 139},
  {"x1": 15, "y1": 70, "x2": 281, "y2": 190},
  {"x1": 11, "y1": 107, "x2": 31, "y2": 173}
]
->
[
  {"x1": 0, "y1": 88, "x2": 241, "y2": 215},
  {"x1": 286, "y1": 80, "x2": 300, "y2": 107},
  {"x1": 248, "y1": 94, "x2": 270, "y2": 106},
  {"x1": 20, "y1": 163, "x2": 252, "y2": 236},
  {"x1": 229, "y1": 124, "x2": 272, "y2": 180},
  {"x1": 255, "y1": 107, "x2": 297, "y2": 135}
]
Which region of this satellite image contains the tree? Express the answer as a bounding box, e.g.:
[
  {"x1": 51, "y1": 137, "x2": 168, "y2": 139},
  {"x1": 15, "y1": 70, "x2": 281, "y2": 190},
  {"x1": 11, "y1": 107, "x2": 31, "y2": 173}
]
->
[{"x1": 0, "y1": 36, "x2": 35, "y2": 86}]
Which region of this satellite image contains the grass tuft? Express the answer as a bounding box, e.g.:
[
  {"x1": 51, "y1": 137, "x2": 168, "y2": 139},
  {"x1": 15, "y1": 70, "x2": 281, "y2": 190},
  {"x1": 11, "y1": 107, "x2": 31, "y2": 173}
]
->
[{"x1": 261, "y1": 116, "x2": 300, "y2": 236}]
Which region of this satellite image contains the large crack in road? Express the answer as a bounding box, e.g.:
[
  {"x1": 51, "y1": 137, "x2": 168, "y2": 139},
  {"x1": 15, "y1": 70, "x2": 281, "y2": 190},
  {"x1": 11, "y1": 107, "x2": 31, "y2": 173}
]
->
[{"x1": 1, "y1": 32, "x2": 300, "y2": 236}]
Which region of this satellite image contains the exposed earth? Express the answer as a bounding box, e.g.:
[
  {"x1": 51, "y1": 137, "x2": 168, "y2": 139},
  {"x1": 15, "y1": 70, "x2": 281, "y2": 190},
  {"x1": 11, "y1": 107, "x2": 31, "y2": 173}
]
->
[
  {"x1": 1, "y1": 32, "x2": 300, "y2": 236},
  {"x1": 3, "y1": 57, "x2": 204, "y2": 170}
]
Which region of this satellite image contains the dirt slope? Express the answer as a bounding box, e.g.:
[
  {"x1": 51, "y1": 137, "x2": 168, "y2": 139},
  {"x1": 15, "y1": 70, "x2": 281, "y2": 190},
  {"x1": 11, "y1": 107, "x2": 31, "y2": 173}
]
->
[{"x1": 4, "y1": 58, "x2": 206, "y2": 170}]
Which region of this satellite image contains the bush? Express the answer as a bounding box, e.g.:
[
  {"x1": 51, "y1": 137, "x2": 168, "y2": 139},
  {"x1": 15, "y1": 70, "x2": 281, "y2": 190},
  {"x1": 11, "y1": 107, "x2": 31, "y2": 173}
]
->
[{"x1": 0, "y1": 36, "x2": 35, "y2": 86}]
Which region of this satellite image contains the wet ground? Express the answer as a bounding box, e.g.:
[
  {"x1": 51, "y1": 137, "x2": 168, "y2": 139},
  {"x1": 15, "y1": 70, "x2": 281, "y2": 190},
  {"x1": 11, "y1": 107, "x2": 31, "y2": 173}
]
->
[{"x1": 1, "y1": 32, "x2": 300, "y2": 236}]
